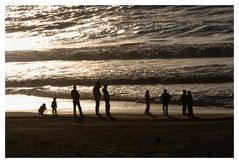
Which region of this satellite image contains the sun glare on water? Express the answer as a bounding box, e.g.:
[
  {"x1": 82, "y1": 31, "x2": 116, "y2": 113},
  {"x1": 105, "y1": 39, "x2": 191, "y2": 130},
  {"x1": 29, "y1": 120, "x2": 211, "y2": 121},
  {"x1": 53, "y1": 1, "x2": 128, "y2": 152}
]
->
[{"x1": 6, "y1": 35, "x2": 51, "y2": 51}]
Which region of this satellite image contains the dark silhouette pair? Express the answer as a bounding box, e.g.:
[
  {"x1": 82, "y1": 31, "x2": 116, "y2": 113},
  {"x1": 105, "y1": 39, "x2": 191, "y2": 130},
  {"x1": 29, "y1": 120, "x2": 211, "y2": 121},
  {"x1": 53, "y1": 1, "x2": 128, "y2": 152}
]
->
[
  {"x1": 144, "y1": 89, "x2": 172, "y2": 116},
  {"x1": 181, "y1": 90, "x2": 193, "y2": 116},
  {"x1": 93, "y1": 81, "x2": 111, "y2": 116},
  {"x1": 38, "y1": 99, "x2": 58, "y2": 116}
]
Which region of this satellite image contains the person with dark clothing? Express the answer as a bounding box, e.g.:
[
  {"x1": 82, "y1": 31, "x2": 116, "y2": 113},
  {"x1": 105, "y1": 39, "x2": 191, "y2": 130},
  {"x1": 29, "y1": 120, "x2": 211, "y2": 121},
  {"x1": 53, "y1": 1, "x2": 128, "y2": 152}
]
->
[
  {"x1": 187, "y1": 90, "x2": 193, "y2": 116},
  {"x1": 161, "y1": 89, "x2": 171, "y2": 116},
  {"x1": 144, "y1": 90, "x2": 150, "y2": 114},
  {"x1": 51, "y1": 98, "x2": 58, "y2": 116},
  {"x1": 93, "y1": 81, "x2": 101, "y2": 115},
  {"x1": 181, "y1": 90, "x2": 187, "y2": 115},
  {"x1": 102, "y1": 84, "x2": 110, "y2": 115},
  {"x1": 71, "y1": 85, "x2": 83, "y2": 117},
  {"x1": 38, "y1": 103, "x2": 47, "y2": 115}
]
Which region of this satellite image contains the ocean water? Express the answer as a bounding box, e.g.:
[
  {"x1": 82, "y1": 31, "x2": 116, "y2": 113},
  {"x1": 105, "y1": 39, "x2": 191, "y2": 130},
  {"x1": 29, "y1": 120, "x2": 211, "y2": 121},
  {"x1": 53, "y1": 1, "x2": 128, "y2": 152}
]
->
[{"x1": 5, "y1": 5, "x2": 234, "y2": 110}]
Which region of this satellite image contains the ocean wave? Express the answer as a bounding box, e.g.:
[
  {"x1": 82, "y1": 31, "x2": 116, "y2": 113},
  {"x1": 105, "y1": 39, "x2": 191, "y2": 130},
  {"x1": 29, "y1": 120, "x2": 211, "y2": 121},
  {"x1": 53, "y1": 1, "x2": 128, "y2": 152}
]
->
[
  {"x1": 5, "y1": 75, "x2": 233, "y2": 87},
  {"x1": 5, "y1": 6, "x2": 233, "y2": 51},
  {"x1": 5, "y1": 43, "x2": 233, "y2": 62},
  {"x1": 6, "y1": 57, "x2": 233, "y2": 87}
]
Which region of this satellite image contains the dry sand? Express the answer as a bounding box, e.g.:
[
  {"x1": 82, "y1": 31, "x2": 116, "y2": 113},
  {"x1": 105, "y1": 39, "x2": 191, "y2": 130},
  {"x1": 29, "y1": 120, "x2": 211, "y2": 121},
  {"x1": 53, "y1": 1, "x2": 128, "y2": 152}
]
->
[{"x1": 5, "y1": 112, "x2": 233, "y2": 157}]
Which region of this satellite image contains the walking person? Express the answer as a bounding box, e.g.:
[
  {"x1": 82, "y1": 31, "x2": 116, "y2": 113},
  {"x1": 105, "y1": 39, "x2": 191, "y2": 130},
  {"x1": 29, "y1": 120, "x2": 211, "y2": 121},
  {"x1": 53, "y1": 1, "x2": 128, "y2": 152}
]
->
[
  {"x1": 144, "y1": 90, "x2": 150, "y2": 115},
  {"x1": 93, "y1": 81, "x2": 101, "y2": 115},
  {"x1": 71, "y1": 85, "x2": 83, "y2": 117},
  {"x1": 187, "y1": 90, "x2": 193, "y2": 116},
  {"x1": 161, "y1": 89, "x2": 171, "y2": 116},
  {"x1": 181, "y1": 90, "x2": 187, "y2": 115},
  {"x1": 51, "y1": 97, "x2": 58, "y2": 116},
  {"x1": 102, "y1": 84, "x2": 110, "y2": 116}
]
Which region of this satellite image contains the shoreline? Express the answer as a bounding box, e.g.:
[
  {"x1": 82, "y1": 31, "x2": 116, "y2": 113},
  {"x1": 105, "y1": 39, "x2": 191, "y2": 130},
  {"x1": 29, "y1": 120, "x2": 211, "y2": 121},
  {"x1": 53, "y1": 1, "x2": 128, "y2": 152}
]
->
[{"x1": 6, "y1": 95, "x2": 233, "y2": 115}]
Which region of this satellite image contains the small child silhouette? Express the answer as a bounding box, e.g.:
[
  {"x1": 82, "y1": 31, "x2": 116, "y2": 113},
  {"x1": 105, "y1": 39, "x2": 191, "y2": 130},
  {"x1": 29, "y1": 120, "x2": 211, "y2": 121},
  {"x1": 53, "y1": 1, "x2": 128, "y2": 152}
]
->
[
  {"x1": 51, "y1": 98, "x2": 58, "y2": 116},
  {"x1": 38, "y1": 103, "x2": 47, "y2": 115}
]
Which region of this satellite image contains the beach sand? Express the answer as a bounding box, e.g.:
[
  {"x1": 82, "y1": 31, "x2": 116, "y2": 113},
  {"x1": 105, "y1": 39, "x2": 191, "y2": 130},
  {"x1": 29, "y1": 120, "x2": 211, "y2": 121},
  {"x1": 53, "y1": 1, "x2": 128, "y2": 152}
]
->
[{"x1": 5, "y1": 111, "x2": 233, "y2": 157}]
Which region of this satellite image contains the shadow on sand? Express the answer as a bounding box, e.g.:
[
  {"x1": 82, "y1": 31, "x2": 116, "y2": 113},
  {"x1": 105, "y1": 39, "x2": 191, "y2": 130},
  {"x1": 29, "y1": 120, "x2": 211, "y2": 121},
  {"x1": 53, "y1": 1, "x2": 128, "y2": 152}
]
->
[{"x1": 97, "y1": 114, "x2": 116, "y2": 121}]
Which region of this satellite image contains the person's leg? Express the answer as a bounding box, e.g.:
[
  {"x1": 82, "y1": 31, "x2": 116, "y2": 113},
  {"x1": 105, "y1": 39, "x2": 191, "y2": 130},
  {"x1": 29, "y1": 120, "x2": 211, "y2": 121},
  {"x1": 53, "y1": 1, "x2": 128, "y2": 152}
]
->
[
  {"x1": 54, "y1": 108, "x2": 58, "y2": 116},
  {"x1": 145, "y1": 103, "x2": 149, "y2": 114},
  {"x1": 188, "y1": 105, "x2": 192, "y2": 116},
  {"x1": 105, "y1": 102, "x2": 109, "y2": 115},
  {"x1": 77, "y1": 102, "x2": 83, "y2": 116},
  {"x1": 182, "y1": 104, "x2": 186, "y2": 114},
  {"x1": 147, "y1": 103, "x2": 150, "y2": 113},
  {"x1": 165, "y1": 105, "x2": 168, "y2": 115},
  {"x1": 190, "y1": 105, "x2": 193, "y2": 115},
  {"x1": 96, "y1": 99, "x2": 100, "y2": 115},
  {"x1": 73, "y1": 102, "x2": 77, "y2": 117},
  {"x1": 163, "y1": 104, "x2": 166, "y2": 115}
]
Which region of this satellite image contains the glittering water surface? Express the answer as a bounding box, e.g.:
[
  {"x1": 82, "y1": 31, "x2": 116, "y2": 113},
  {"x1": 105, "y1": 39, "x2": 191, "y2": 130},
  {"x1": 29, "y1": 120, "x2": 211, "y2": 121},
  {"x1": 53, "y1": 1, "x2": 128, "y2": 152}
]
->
[
  {"x1": 5, "y1": 6, "x2": 233, "y2": 51},
  {"x1": 5, "y1": 6, "x2": 234, "y2": 109}
]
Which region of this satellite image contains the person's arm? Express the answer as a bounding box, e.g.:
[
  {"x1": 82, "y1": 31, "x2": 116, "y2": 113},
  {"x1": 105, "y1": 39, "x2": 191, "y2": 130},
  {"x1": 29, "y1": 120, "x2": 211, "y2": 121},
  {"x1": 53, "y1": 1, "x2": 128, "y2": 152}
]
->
[{"x1": 71, "y1": 91, "x2": 73, "y2": 98}]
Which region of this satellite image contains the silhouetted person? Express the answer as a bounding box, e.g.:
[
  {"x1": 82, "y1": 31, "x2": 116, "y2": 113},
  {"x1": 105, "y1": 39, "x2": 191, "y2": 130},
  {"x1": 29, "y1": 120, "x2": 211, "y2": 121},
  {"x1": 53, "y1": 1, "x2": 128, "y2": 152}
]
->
[
  {"x1": 51, "y1": 98, "x2": 58, "y2": 116},
  {"x1": 187, "y1": 90, "x2": 193, "y2": 116},
  {"x1": 102, "y1": 84, "x2": 110, "y2": 115},
  {"x1": 71, "y1": 85, "x2": 83, "y2": 117},
  {"x1": 93, "y1": 81, "x2": 101, "y2": 115},
  {"x1": 144, "y1": 90, "x2": 150, "y2": 114},
  {"x1": 38, "y1": 103, "x2": 47, "y2": 115},
  {"x1": 161, "y1": 89, "x2": 171, "y2": 116},
  {"x1": 181, "y1": 90, "x2": 187, "y2": 115}
]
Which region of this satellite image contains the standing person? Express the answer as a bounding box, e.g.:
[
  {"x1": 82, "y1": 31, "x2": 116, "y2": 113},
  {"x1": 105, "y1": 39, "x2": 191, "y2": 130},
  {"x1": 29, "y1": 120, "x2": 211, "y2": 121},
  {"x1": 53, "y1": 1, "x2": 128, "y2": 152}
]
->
[
  {"x1": 187, "y1": 90, "x2": 193, "y2": 116},
  {"x1": 71, "y1": 85, "x2": 83, "y2": 117},
  {"x1": 51, "y1": 97, "x2": 58, "y2": 116},
  {"x1": 102, "y1": 84, "x2": 110, "y2": 115},
  {"x1": 93, "y1": 81, "x2": 101, "y2": 115},
  {"x1": 144, "y1": 90, "x2": 150, "y2": 115},
  {"x1": 161, "y1": 89, "x2": 171, "y2": 116},
  {"x1": 181, "y1": 90, "x2": 187, "y2": 115},
  {"x1": 38, "y1": 103, "x2": 47, "y2": 115}
]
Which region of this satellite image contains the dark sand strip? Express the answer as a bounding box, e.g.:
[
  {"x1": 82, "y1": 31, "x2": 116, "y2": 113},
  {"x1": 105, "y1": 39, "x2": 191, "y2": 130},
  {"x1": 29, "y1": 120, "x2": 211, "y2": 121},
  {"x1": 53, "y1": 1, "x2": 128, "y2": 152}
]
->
[{"x1": 6, "y1": 112, "x2": 233, "y2": 157}]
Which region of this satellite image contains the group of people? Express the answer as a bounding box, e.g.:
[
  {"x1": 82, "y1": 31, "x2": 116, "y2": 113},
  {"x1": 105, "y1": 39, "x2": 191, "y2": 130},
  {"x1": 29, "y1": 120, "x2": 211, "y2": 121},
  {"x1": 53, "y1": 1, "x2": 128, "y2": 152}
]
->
[
  {"x1": 71, "y1": 81, "x2": 111, "y2": 117},
  {"x1": 144, "y1": 89, "x2": 193, "y2": 116},
  {"x1": 38, "y1": 98, "x2": 57, "y2": 116},
  {"x1": 38, "y1": 82, "x2": 194, "y2": 117},
  {"x1": 38, "y1": 82, "x2": 111, "y2": 117}
]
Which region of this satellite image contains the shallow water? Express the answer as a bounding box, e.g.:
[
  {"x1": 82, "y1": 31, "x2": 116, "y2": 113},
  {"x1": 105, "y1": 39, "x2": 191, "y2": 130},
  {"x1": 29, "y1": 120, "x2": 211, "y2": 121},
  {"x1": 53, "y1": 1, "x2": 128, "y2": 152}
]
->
[{"x1": 6, "y1": 95, "x2": 233, "y2": 114}]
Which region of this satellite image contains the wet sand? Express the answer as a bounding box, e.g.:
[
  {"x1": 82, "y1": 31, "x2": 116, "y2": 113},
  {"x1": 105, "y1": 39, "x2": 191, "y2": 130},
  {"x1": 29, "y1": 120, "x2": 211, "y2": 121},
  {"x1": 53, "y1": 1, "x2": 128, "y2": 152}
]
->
[{"x1": 5, "y1": 111, "x2": 233, "y2": 157}]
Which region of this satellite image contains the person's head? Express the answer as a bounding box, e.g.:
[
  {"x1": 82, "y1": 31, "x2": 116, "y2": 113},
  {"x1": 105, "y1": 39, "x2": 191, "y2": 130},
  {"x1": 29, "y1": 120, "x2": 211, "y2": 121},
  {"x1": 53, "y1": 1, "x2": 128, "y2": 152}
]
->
[
  {"x1": 53, "y1": 97, "x2": 56, "y2": 101},
  {"x1": 43, "y1": 103, "x2": 46, "y2": 106},
  {"x1": 73, "y1": 85, "x2": 76, "y2": 89},
  {"x1": 164, "y1": 89, "x2": 167, "y2": 93},
  {"x1": 183, "y1": 90, "x2": 186, "y2": 94},
  {"x1": 146, "y1": 90, "x2": 149, "y2": 94},
  {"x1": 187, "y1": 90, "x2": 191, "y2": 95},
  {"x1": 104, "y1": 84, "x2": 108, "y2": 89}
]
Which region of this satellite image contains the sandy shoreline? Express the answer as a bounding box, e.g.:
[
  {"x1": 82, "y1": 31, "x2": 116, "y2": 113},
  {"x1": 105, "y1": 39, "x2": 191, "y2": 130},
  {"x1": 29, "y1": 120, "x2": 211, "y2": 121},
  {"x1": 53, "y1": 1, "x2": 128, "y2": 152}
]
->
[{"x1": 5, "y1": 112, "x2": 233, "y2": 157}]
